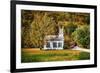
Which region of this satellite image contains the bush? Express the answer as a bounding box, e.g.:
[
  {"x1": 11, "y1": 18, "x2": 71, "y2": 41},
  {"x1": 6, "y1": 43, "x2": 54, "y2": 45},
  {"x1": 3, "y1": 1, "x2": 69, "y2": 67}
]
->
[
  {"x1": 72, "y1": 25, "x2": 90, "y2": 49},
  {"x1": 64, "y1": 36, "x2": 72, "y2": 49},
  {"x1": 64, "y1": 42, "x2": 70, "y2": 49}
]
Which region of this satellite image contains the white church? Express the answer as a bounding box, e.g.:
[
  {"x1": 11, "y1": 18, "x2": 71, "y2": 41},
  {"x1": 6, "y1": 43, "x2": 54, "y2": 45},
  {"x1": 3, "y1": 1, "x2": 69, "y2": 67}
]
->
[{"x1": 43, "y1": 27, "x2": 64, "y2": 50}]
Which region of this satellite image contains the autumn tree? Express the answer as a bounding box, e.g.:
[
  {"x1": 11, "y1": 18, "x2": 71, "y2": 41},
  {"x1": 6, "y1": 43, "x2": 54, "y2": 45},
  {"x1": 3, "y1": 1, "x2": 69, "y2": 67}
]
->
[
  {"x1": 21, "y1": 10, "x2": 90, "y2": 49},
  {"x1": 21, "y1": 10, "x2": 33, "y2": 48},
  {"x1": 29, "y1": 11, "x2": 57, "y2": 49}
]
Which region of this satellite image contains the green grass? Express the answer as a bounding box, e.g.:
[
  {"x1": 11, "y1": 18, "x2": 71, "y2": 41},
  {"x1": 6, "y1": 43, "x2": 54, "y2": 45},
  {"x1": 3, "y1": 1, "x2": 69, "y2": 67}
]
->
[
  {"x1": 22, "y1": 53, "x2": 69, "y2": 62},
  {"x1": 21, "y1": 48, "x2": 90, "y2": 63},
  {"x1": 78, "y1": 52, "x2": 90, "y2": 60}
]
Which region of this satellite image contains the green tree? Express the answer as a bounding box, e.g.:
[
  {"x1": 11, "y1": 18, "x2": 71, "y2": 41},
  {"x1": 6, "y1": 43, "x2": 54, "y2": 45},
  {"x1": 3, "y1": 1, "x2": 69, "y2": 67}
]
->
[{"x1": 72, "y1": 25, "x2": 90, "y2": 49}]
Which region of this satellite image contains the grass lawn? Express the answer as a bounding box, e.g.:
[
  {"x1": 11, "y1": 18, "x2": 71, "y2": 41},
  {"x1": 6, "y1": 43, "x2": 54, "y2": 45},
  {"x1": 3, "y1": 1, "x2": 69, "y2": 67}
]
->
[{"x1": 21, "y1": 48, "x2": 90, "y2": 63}]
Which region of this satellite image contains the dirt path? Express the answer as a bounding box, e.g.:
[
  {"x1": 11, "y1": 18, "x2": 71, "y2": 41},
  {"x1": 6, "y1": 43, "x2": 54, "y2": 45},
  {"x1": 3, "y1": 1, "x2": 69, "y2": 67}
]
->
[{"x1": 72, "y1": 46, "x2": 90, "y2": 53}]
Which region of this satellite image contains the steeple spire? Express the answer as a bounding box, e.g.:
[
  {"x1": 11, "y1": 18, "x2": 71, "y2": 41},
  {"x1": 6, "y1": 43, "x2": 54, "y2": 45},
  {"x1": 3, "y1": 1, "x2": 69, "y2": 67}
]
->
[{"x1": 58, "y1": 26, "x2": 64, "y2": 38}]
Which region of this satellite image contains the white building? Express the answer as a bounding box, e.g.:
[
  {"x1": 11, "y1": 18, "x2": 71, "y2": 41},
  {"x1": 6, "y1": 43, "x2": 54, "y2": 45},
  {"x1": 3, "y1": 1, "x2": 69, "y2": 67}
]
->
[{"x1": 43, "y1": 27, "x2": 64, "y2": 50}]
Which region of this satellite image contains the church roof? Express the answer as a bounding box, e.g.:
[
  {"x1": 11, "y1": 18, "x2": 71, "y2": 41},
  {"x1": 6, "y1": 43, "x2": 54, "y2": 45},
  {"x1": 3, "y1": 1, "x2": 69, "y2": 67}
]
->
[{"x1": 45, "y1": 35, "x2": 63, "y2": 41}]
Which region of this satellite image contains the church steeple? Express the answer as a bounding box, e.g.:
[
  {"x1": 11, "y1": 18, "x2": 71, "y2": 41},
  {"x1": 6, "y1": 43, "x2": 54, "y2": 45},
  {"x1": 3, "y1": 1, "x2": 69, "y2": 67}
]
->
[{"x1": 58, "y1": 26, "x2": 64, "y2": 38}]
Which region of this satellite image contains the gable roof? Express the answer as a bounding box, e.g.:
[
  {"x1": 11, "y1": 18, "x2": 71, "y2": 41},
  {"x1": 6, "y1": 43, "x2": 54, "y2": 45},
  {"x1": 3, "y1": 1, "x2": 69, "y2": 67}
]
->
[{"x1": 45, "y1": 35, "x2": 63, "y2": 41}]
